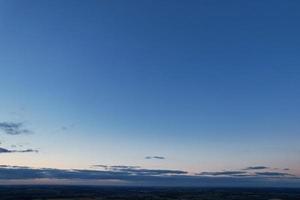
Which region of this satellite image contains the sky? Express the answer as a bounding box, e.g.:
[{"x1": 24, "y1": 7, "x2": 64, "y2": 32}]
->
[{"x1": 0, "y1": 0, "x2": 300, "y2": 187}]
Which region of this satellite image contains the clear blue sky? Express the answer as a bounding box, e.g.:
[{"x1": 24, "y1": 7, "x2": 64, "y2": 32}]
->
[{"x1": 0, "y1": 0, "x2": 299, "y2": 186}]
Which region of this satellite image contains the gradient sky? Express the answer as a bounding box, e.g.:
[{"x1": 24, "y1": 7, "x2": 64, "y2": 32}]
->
[{"x1": 0, "y1": 0, "x2": 300, "y2": 186}]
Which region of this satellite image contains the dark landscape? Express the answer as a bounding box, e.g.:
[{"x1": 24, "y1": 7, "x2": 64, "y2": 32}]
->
[{"x1": 0, "y1": 186, "x2": 299, "y2": 200}]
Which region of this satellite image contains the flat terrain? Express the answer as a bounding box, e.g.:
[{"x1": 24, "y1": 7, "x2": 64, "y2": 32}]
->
[{"x1": 0, "y1": 186, "x2": 299, "y2": 200}]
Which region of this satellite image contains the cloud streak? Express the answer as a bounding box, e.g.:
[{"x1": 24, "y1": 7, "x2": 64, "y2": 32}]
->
[
  {"x1": 197, "y1": 171, "x2": 248, "y2": 176},
  {"x1": 145, "y1": 156, "x2": 165, "y2": 160},
  {"x1": 195, "y1": 168, "x2": 296, "y2": 179},
  {"x1": 92, "y1": 165, "x2": 187, "y2": 176},
  {"x1": 255, "y1": 172, "x2": 294, "y2": 177},
  {"x1": 0, "y1": 147, "x2": 38, "y2": 154},
  {"x1": 0, "y1": 122, "x2": 32, "y2": 135},
  {"x1": 243, "y1": 166, "x2": 269, "y2": 170}
]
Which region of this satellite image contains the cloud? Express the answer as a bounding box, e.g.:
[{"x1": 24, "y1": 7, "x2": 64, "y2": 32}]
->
[
  {"x1": 0, "y1": 165, "x2": 299, "y2": 187},
  {"x1": 92, "y1": 165, "x2": 187, "y2": 176},
  {"x1": 92, "y1": 165, "x2": 140, "y2": 170},
  {"x1": 110, "y1": 166, "x2": 141, "y2": 170},
  {"x1": 0, "y1": 165, "x2": 186, "y2": 180},
  {"x1": 0, "y1": 147, "x2": 38, "y2": 154},
  {"x1": 145, "y1": 156, "x2": 165, "y2": 160},
  {"x1": 255, "y1": 172, "x2": 293, "y2": 177},
  {"x1": 118, "y1": 168, "x2": 187, "y2": 176},
  {"x1": 243, "y1": 166, "x2": 269, "y2": 170},
  {"x1": 196, "y1": 169, "x2": 296, "y2": 179},
  {"x1": 16, "y1": 149, "x2": 38, "y2": 153},
  {"x1": 197, "y1": 171, "x2": 248, "y2": 176},
  {"x1": 0, "y1": 122, "x2": 32, "y2": 135}
]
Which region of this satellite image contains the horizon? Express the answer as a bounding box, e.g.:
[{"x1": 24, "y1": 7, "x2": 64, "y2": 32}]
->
[{"x1": 0, "y1": 0, "x2": 300, "y2": 187}]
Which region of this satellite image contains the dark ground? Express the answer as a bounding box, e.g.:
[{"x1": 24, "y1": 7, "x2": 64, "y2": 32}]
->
[{"x1": 0, "y1": 186, "x2": 299, "y2": 200}]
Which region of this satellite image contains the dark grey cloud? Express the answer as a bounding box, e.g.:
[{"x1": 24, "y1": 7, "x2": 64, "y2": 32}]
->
[
  {"x1": 243, "y1": 166, "x2": 269, "y2": 170},
  {"x1": 145, "y1": 156, "x2": 165, "y2": 160},
  {"x1": 92, "y1": 165, "x2": 140, "y2": 170},
  {"x1": 92, "y1": 165, "x2": 186, "y2": 176},
  {"x1": 0, "y1": 165, "x2": 299, "y2": 187},
  {"x1": 255, "y1": 172, "x2": 293, "y2": 177},
  {"x1": 0, "y1": 165, "x2": 31, "y2": 169},
  {"x1": 119, "y1": 168, "x2": 187, "y2": 176},
  {"x1": 16, "y1": 149, "x2": 38, "y2": 153},
  {"x1": 0, "y1": 147, "x2": 38, "y2": 154},
  {"x1": 0, "y1": 122, "x2": 32, "y2": 135},
  {"x1": 110, "y1": 165, "x2": 140, "y2": 170},
  {"x1": 0, "y1": 165, "x2": 186, "y2": 180},
  {"x1": 197, "y1": 171, "x2": 248, "y2": 176},
  {"x1": 196, "y1": 169, "x2": 296, "y2": 179}
]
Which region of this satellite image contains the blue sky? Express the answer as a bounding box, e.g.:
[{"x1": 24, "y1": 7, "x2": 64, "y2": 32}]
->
[{"x1": 0, "y1": 0, "x2": 300, "y2": 186}]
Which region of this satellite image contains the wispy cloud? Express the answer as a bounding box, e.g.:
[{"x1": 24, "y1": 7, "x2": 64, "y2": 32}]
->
[
  {"x1": 196, "y1": 167, "x2": 295, "y2": 179},
  {"x1": 92, "y1": 165, "x2": 186, "y2": 176},
  {"x1": 0, "y1": 122, "x2": 32, "y2": 135},
  {"x1": 145, "y1": 156, "x2": 165, "y2": 160},
  {"x1": 0, "y1": 147, "x2": 38, "y2": 154},
  {"x1": 255, "y1": 172, "x2": 294, "y2": 177},
  {"x1": 0, "y1": 165, "x2": 187, "y2": 180},
  {"x1": 92, "y1": 165, "x2": 141, "y2": 170},
  {"x1": 197, "y1": 171, "x2": 248, "y2": 176},
  {"x1": 243, "y1": 166, "x2": 269, "y2": 170},
  {"x1": 110, "y1": 165, "x2": 141, "y2": 170}
]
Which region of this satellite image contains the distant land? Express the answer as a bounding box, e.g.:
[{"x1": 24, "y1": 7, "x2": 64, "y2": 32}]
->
[{"x1": 0, "y1": 186, "x2": 299, "y2": 200}]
